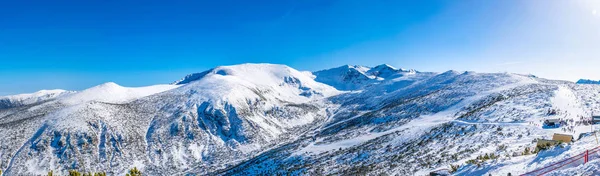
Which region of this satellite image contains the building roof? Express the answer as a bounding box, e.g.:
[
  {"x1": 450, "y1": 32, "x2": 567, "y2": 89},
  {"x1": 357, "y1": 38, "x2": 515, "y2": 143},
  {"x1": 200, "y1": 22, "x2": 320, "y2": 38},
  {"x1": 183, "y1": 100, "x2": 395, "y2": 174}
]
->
[
  {"x1": 553, "y1": 133, "x2": 573, "y2": 138},
  {"x1": 552, "y1": 133, "x2": 573, "y2": 143},
  {"x1": 545, "y1": 119, "x2": 560, "y2": 123}
]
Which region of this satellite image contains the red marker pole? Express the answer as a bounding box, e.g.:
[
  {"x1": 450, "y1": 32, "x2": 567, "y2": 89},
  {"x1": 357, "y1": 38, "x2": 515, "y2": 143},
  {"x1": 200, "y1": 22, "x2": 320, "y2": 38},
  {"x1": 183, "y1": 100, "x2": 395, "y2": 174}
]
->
[{"x1": 585, "y1": 150, "x2": 589, "y2": 163}]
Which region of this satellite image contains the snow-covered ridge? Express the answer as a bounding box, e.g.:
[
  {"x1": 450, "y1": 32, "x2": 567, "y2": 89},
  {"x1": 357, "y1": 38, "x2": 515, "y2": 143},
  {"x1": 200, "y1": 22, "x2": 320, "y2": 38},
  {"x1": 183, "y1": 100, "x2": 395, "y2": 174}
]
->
[
  {"x1": 59, "y1": 82, "x2": 180, "y2": 105},
  {"x1": 312, "y1": 64, "x2": 419, "y2": 91},
  {"x1": 0, "y1": 89, "x2": 70, "y2": 101},
  {"x1": 0, "y1": 89, "x2": 74, "y2": 108}
]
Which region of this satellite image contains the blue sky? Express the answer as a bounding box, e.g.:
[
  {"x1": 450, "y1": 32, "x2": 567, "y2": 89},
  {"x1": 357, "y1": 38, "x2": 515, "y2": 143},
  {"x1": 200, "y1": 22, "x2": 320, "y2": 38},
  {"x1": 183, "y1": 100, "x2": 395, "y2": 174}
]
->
[{"x1": 1, "y1": 0, "x2": 599, "y2": 95}]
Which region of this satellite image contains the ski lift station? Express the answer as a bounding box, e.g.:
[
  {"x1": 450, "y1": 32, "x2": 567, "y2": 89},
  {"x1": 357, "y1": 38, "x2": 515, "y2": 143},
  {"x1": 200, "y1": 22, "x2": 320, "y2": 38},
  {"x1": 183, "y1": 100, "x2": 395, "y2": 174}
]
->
[{"x1": 543, "y1": 119, "x2": 561, "y2": 128}]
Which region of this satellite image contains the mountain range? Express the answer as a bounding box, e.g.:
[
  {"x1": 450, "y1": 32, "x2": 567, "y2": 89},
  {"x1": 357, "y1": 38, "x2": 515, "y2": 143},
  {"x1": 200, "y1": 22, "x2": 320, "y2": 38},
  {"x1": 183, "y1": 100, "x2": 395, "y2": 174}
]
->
[{"x1": 1, "y1": 63, "x2": 600, "y2": 175}]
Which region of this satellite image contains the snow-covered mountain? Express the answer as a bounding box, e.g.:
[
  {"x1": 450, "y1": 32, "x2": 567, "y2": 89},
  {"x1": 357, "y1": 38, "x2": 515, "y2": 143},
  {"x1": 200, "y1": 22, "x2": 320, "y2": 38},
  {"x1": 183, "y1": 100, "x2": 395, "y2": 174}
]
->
[
  {"x1": 312, "y1": 64, "x2": 423, "y2": 91},
  {"x1": 1, "y1": 63, "x2": 600, "y2": 176}
]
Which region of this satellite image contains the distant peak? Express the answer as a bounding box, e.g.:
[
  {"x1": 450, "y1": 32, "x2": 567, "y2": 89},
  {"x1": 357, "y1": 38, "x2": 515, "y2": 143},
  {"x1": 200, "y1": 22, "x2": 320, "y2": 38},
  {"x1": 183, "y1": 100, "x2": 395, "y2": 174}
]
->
[
  {"x1": 372, "y1": 64, "x2": 396, "y2": 70},
  {"x1": 96, "y1": 82, "x2": 121, "y2": 88},
  {"x1": 334, "y1": 65, "x2": 370, "y2": 73},
  {"x1": 441, "y1": 70, "x2": 462, "y2": 75},
  {"x1": 577, "y1": 79, "x2": 600, "y2": 84}
]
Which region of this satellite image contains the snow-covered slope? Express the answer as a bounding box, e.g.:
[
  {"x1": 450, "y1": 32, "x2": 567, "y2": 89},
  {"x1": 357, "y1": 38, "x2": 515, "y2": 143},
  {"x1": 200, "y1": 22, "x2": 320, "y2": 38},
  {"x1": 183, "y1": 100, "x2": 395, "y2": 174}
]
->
[
  {"x1": 2, "y1": 63, "x2": 600, "y2": 176},
  {"x1": 139, "y1": 64, "x2": 340, "y2": 173},
  {"x1": 210, "y1": 69, "x2": 600, "y2": 176},
  {"x1": 0, "y1": 89, "x2": 73, "y2": 109}
]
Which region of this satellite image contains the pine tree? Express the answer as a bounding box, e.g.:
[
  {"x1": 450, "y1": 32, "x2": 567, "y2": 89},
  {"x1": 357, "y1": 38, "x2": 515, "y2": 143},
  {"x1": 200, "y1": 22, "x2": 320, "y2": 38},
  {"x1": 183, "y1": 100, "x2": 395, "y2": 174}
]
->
[
  {"x1": 449, "y1": 164, "x2": 460, "y2": 173},
  {"x1": 72, "y1": 170, "x2": 82, "y2": 176},
  {"x1": 523, "y1": 147, "x2": 531, "y2": 155},
  {"x1": 126, "y1": 167, "x2": 142, "y2": 176},
  {"x1": 48, "y1": 170, "x2": 54, "y2": 176},
  {"x1": 69, "y1": 170, "x2": 82, "y2": 176},
  {"x1": 490, "y1": 153, "x2": 497, "y2": 159}
]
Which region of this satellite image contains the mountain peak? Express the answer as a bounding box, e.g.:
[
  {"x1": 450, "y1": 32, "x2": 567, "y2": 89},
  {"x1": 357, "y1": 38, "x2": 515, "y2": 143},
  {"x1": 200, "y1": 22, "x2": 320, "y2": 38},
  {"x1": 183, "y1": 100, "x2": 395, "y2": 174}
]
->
[
  {"x1": 95, "y1": 82, "x2": 121, "y2": 88},
  {"x1": 372, "y1": 64, "x2": 396, "y2": 70},
  {"x1": 336, "y1": 64, "x2": 371, "y2": 73},
  {"x1": 366, "y1": 64, "x2": 410, "y2": 78}
]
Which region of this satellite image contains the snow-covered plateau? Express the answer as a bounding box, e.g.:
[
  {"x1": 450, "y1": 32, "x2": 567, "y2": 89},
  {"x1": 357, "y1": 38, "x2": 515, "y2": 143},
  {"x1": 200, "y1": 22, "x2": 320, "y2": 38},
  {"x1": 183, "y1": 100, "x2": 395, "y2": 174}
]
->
[{"x1": 1, "y1": 63, "x2": 600, "y2": 176}]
